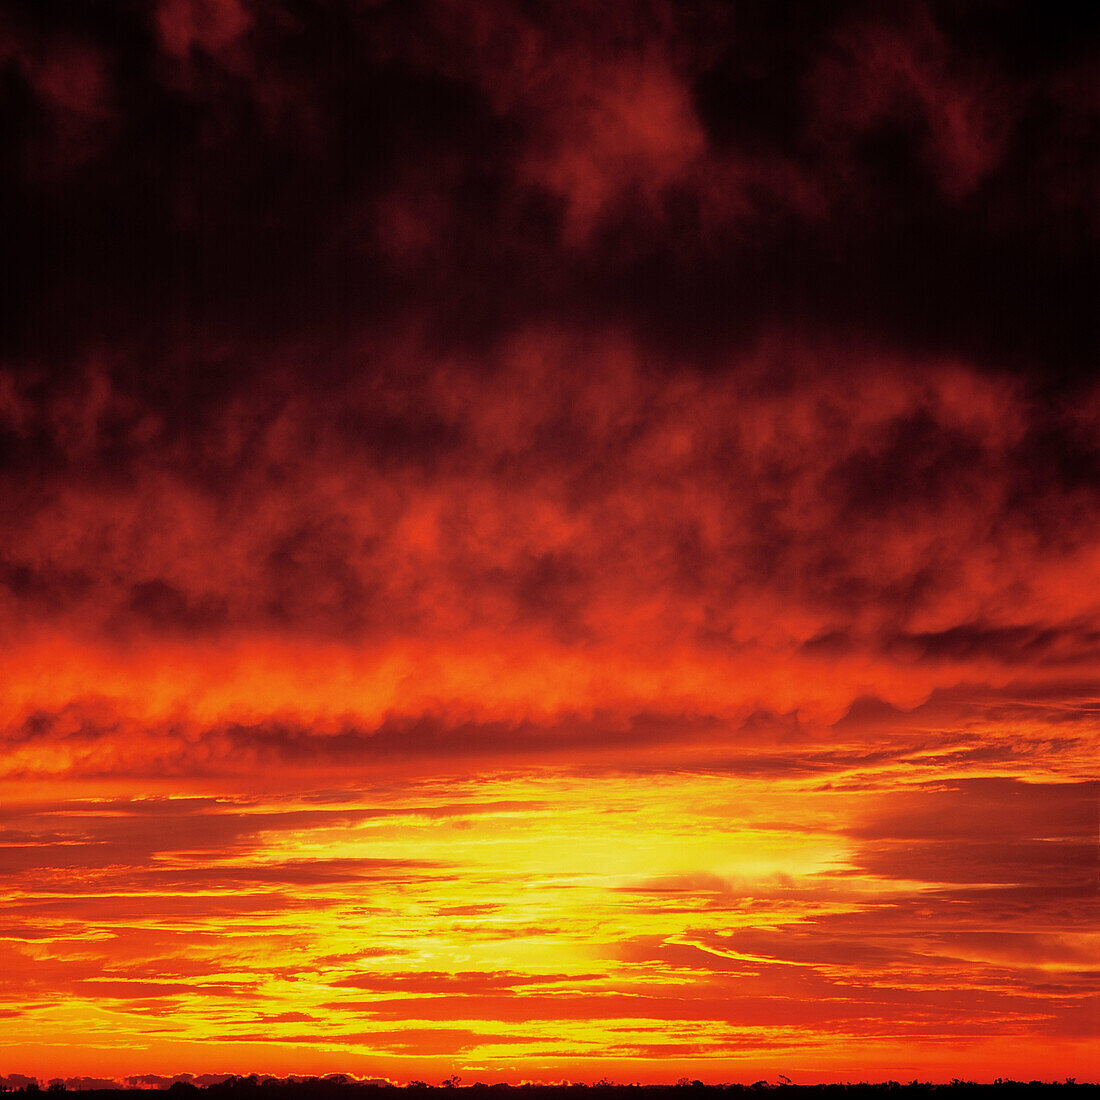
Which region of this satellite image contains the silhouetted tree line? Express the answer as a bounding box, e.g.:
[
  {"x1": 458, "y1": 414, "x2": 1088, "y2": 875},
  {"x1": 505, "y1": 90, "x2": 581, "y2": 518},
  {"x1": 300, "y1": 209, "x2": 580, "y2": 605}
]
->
[{"x1": 0, "y1": 1079, "x2": 1094, "y2": 1099}]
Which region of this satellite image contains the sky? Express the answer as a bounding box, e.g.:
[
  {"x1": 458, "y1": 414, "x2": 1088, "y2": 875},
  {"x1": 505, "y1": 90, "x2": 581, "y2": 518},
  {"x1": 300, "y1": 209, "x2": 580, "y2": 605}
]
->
[{"x1": 1, "y1": 0, "x2": 1098, "y2": 1086}]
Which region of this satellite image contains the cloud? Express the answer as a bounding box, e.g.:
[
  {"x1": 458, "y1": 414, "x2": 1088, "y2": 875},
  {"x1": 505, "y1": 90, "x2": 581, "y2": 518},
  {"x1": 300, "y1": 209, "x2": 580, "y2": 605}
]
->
[
  {"x1": 2, "y1": 0, "x2": 1099, "y2": 1083},
  {"x1": 329, "y1": 970, "x2": 606, "y2": 994},
  {"x1": 851, "y1": 778, "x2": 1099, "y2": 844},
  {"x1": 2, "y1": 337, "x2": 1099, "y2": 775},
  {"x1": 810, "y1": 9, "x2": 1012, "y2": 198},
  {"x1": 155, "y1": 0, "x2": 251, "y2": 60}
]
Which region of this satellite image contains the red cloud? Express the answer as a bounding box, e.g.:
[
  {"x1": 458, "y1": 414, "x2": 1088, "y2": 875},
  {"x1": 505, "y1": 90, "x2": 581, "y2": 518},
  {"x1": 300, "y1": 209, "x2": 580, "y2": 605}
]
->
[
  {"x1": 811, "y1": 8, "x2": 1012, "y2": 197},
  {"x1": 155, "y1": 0, "x2": 250, "y2": 59}
]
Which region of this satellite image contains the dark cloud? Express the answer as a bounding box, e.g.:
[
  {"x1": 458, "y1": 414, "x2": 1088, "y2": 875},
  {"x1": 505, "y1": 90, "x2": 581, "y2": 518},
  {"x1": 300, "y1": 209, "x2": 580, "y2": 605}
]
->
[
  {"x1": 0, "y1": 0, "x2": 1096, "y2": 390},
  {"x1": 851, "y1": 778, "x2": 1099, "y2": 844},
  {"x1": 829, "y1": 779, "x2": 1100, "y2": 892}
]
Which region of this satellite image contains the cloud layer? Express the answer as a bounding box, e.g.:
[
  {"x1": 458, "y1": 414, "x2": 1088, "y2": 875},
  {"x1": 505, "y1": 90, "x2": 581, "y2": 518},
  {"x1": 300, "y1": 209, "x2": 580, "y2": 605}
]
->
[{"x1": 1, "y1": 0, "x2": 1097, "y2": 1084}]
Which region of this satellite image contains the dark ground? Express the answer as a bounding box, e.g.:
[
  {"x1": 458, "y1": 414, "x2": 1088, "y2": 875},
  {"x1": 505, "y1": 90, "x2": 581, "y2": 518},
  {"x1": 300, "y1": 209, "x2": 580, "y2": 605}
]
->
[{"x1": 3, "y1": 1080, "x2": 1096, "y2": 1099}]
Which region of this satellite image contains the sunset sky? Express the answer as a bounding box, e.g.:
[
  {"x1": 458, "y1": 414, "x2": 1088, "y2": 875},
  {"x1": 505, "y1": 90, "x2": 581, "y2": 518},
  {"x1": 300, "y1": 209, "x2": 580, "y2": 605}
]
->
[{"x1": 1, "y1": 0, "x2": 1098, "y2": 1086}]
